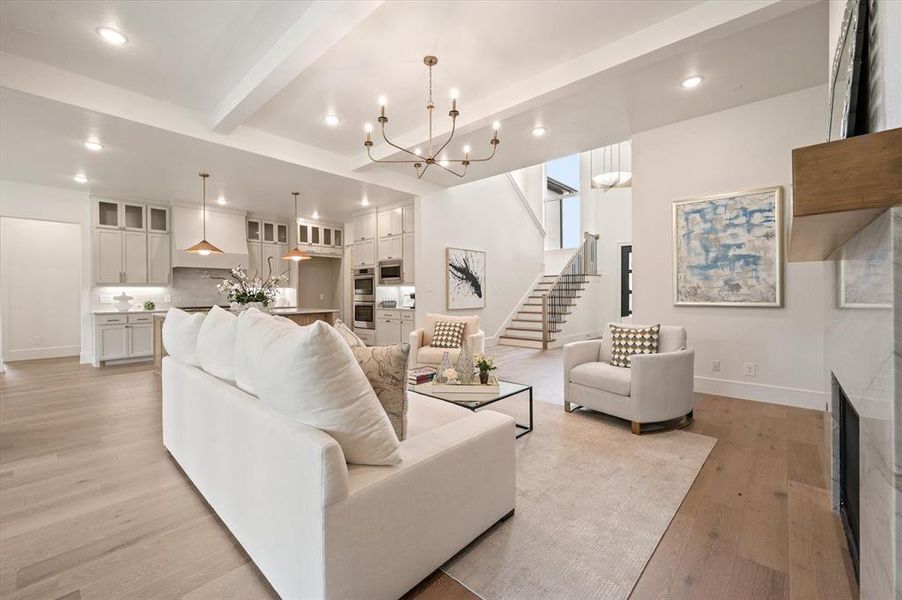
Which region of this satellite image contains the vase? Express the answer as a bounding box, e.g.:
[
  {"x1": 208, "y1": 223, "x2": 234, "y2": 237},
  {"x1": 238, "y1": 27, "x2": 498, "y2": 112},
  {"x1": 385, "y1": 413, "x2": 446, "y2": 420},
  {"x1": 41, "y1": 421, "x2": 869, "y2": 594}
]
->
[
  {"x1": 456, "y1": 340, "x2": 474, "y2": 384},
  {"x1": 230, "y1": 301, "x2": 269, "y2": 314},
  {"x1": 435, "y1": 352, "x2": 455, "y2": 384},
  {"x1": 479, "y1": 371, "x2": 489, "y2": 384}
]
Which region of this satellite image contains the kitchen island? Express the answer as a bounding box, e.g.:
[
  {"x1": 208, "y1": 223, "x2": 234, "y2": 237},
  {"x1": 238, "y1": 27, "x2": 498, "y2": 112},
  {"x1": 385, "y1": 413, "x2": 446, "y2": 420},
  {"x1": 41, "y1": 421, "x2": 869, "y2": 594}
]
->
[{"x1": 152, "y1": 307, "x2": 339, "y2": 373}]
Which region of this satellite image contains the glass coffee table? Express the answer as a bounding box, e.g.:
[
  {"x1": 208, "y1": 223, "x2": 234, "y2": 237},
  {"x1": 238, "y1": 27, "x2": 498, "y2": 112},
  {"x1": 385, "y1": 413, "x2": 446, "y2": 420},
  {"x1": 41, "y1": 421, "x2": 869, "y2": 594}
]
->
[{"x1": 409, "y1": 380, "x2": 533, "y2": 438}]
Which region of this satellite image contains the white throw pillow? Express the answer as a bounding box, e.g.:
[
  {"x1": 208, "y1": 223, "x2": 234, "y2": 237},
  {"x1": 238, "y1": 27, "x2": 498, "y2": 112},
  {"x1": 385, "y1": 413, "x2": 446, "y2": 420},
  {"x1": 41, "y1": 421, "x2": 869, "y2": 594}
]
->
[
  {"x1": 243, "y1": 317, "x2": 402, "y2": 466},
  {"x1": 162, "y1": 307, "x2": 205, "y2": 366},
  {"x1": 197, "y1": 305, "x2": 238, "y2": 382},
  {"x1": 234, "y1": 308, "x2": 270, "y2": 395}
]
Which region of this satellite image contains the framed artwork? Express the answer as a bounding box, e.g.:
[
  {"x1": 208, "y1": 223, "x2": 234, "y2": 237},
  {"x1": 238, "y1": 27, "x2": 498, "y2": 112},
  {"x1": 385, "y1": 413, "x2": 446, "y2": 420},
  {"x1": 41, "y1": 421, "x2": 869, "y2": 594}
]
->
[
  {"x1": 672, "y1": 187, "x2": 783, "y2": 307},
  {"x1": 446, "y1": 247, "x2": 485, "y2": 310}
]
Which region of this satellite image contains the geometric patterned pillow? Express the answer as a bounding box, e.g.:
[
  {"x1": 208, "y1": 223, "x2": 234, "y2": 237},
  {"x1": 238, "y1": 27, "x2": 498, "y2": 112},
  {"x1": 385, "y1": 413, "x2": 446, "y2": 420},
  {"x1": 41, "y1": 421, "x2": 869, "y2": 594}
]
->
[
  {"x1": 430, "y1": 320, "x2": 465, "y2": 348},
  {"x1": 609, "y1": 324, "x2": 660, "y2": 368}
]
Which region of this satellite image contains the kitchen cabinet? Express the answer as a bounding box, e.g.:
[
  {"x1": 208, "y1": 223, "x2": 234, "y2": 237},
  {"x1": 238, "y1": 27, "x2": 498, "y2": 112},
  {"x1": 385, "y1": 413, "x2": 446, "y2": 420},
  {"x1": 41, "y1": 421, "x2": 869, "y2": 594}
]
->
[
  {"x1": 375, "y1": 309, "x2": 414, "y2": 346},
  {"x1": 355, "y1": 328, "x2": 375, "y2": 346},
  {"x1": 377, "y1": 208, "x2": 403, "y2": 238},
  {"x1": 94, "y1": 229, "x2": 123, "y2": 284},
  {"x1": 262, "y1": 244, "x2": 280, "y2": 277},
  {"x1": 247, "y1": 219, "x2": 262, "y2": 242},
  {"x1": 402, "y1": 234, "x2": 415, "y2": 283},
  {"x1": 94, "y1": 313, "x2": 155, "y2": 365},
  {"x1": 311, "y1": 226, "x2": 321, "y2": 245},
  {"x1": 262, "y1": 222, "x2": 276, "y2": 243},
  {"x1": 402, "y1": 206, "x2": 415, "y2": 233},
  {"x1": 122, "y1": 231, "x2": 148, "y2": 284},
  {"x1": 351, "y1": 240, "x2": 375, "y2": 267},
  {"x1": 322, "y1": 227, "x2": 333, "y2": 246},
  {"x1": 276, "y1": 223, "x2": 289, "y2": 244},
  {"x1": 353, "y1": 212, "x2": 376, "y2": 241},
  {"x1": 334, "y1": 229, "x2": 343, "y2": 248},
  {"x1": 94, "y1": 198, "x2": 147, "y2": 231},
  {"x1": 147, "y1": 233, "x2": 171, "y2": 284},
  {"x1": 377, "y1": 236, "x2": 402, "y2": 262},
  {"x1": 248, "y1": 241, "x2": 262, "y2": 275},
  {"x1": 148, "y1": 206, "x2": 169, "y2": 233},
  {"x1": 122, "y1": 203, "x2": 146, "y2": 231}
]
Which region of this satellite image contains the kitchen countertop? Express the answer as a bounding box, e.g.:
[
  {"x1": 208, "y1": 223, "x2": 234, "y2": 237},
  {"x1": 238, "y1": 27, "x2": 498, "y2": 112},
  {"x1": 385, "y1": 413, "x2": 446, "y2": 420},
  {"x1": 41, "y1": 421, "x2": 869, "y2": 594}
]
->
[
  {"x1": 139, "y1": 307, "x2": 340, "y2": 318},
  {"x1": 93, "y1": 308, "x2": 169, "y2": 315},
  {"x1": 375, "y1": 306, "x2": 415, "y2": 311}
]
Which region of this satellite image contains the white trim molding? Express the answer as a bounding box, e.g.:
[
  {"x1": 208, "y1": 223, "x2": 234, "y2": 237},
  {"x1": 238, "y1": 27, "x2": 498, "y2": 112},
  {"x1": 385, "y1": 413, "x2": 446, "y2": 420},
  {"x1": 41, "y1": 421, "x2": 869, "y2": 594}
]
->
[
  {"x1": 505, "y1": 173, "x2": 545, "y2": 237},
  {"x1": 694, "y1": 376, "x2": 828, "y2": 411}
]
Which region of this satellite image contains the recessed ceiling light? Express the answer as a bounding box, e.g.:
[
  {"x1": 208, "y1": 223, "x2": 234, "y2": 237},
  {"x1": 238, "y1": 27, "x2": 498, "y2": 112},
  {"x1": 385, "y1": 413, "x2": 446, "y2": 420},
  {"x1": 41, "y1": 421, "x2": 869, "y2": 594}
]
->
[
  {"x1": 84, "y1": 140, "x2": 104, "y2": 151},
  {"x1": 681, "y1": 75, "x2": 703, "y2": 89},
  {"x1": 312, "y1": 211, "x2": 320, "y2": 219},
  {"x1": 361, "y1": 196, "x2": 370, "y2": 207},
  {"x1": 324, "y1": 114, "x2": 339, "y2": 127},
  {"x1": 96, "y1": 26, "x2": 127, "y2": 45},
  {"x1": 217, "y1": 196, "x2": 227, "y2": 205},
  {"x1": 532, "y1": 126, "x2": 546, "y2": 137},
  {"x1": 73, "y1": 174, "x2": 88, "y2": 183}
]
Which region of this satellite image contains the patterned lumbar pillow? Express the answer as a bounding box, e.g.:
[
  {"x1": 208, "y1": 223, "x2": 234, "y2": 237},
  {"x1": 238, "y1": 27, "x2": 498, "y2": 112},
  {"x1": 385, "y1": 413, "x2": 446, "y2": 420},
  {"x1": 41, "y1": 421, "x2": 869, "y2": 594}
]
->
[
  {"x1": 430, "y1": 320, "x2": 465, "y2": 348},
  {"x1": 351, "y1": 343, "x2": 410, "y2": 440},
  {"x1": 334, "y1": 318, "x2": 365, "y2": 348},
  {"x1": 609, "y1": 324, "x2": 660, "y2": 368}
]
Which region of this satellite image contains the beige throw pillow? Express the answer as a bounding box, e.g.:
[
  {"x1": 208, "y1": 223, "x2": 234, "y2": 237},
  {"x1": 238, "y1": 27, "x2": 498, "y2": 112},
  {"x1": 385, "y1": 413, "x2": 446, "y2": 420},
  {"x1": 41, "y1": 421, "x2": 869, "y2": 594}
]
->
[
  {"x1": 334, "y1": 318, "x2": 365, "y2": 347},
  {"x1": 351, "y1": 344, "x2": 410, "y2": 440},
  {"x1": 609, "y1": 324, "x2": 660, "y2": 368}
]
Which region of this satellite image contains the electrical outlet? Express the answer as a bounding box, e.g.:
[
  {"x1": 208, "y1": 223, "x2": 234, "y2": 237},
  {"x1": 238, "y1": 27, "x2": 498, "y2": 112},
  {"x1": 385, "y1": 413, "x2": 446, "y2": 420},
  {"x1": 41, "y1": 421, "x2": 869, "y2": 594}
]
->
[
  {"x1": 743, "y1": 362, "x2": 758, "y2": 377},
  {"x1": 33, "y1": 336, "x2": 42, "y2": 346},
  {"x1": 711, "y1": 360, "x2": 721, "y2": 372},
  {"x1": 164, "y1": 294, "x2": 171, "y2": 303},
  {"x1": 319, "y1": 294, "x2": 324, "y2": 300}
]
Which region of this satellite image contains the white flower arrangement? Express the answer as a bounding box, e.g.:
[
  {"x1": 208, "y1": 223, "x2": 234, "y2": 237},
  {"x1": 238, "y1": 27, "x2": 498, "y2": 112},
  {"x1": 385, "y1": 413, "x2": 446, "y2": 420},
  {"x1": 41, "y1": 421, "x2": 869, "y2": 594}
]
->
[{"x1": 214, "y1": 259, "x2": 287, "y2": 307}]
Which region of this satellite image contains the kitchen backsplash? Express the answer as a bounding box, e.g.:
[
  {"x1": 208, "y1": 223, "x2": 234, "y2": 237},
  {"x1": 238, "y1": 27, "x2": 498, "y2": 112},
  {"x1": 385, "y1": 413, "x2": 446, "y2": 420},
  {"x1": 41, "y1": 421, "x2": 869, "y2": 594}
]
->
[{"x1": 171, "y1": 267, "x2": 232, "y2": 307}]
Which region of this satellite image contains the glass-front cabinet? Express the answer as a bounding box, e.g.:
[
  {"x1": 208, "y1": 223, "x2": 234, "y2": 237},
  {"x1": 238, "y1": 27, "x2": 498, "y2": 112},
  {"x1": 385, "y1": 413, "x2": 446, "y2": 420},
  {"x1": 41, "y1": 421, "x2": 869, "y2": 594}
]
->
[
  {"x1": 247, "y1": 219, "x2": 262, "y2": 242},
  {"x1": 96, "y1": 200, "x2": 120, "y2": 228},
  {"x1": 277, "y1": 223, "x2": 288, "y2": 244},
  {"x1": 148, "y1": 206, "x2": 169, "y2": 233}
]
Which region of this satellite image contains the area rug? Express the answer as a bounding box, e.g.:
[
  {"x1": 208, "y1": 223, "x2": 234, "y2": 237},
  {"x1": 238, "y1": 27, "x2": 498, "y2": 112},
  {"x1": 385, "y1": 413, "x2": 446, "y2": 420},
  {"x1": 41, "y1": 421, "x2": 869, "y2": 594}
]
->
[{"x1": 441, "y1": 399, "x2": 717, "y2": 600}]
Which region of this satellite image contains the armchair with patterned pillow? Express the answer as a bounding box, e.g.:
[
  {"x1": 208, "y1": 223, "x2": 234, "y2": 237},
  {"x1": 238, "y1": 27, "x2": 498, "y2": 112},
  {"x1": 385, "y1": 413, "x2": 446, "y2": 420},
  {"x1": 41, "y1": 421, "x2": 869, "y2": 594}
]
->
[
  {"x1": 409, "y1": 313, "x2": 485, "y2": 369},
  {"x1": 563, "y1": 323, "x2": 695, "y2": 434}
]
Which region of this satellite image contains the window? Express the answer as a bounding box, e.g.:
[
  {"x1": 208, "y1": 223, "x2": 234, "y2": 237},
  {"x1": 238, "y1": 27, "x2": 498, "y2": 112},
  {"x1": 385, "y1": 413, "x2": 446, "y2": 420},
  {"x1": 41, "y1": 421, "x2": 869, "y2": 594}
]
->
[
  {"x1": 544, "y1": 154, "x2": 580, "y2": 250},
  {"x1": 620, "y1": 245, "x2": 632, "y2": 317}
]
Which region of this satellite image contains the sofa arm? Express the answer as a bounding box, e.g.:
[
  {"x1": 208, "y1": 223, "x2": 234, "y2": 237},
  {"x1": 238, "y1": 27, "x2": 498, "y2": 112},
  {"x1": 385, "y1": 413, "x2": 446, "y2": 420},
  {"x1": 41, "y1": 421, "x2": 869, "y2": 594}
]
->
[
  {"x1": 563, "y1": 340, "x2": 602, "y2": 380},
  {"x1": 630, "y1": 349, "x2": 695, "y2": 423},
  {"x1": 467, "y1": 329, "x2": 485, "y2": 355},
  {"x1": 409, "y1": 328, "x2": 425, "y2": 369}
]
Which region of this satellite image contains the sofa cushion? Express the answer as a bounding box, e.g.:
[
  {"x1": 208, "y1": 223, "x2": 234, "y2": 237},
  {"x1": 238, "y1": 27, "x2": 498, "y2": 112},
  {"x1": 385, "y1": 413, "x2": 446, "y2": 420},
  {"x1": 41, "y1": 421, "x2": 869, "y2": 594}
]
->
[
  {"x1": 430, "y1": 320, "x2": 465, "y2": 348},
  {"x1": 609, "y1": 323, "x2": 660, "y2": 368},
  {"x1": 334, "y1": 318, "x2": 365, "y2": 347},
  {"x1": 423, "y1": 313, "x2": 479, "y2": 346},
  {"x1": 417, "y1": 345, "x2": 461, "y2": 367},
  {"x1": 351, "y1": 343, "x2": 410, "y2": 440},
  {"x1": 242, "y1": 316, "x2": 401, "y2": 466},
  {"x1": 197, "y1": 305, "x2": 238, "y2": 382},
  {"x1": 569, "y1": 362, "x2": 631, "y2": 396},
  {"x1": 405, "y1": 392, "x2": 471, "y2": 439},
  {"x1": 162, "y1": 308, "x2": 206, "y2": 367},
  {"x1": 234, "y1": 308, "x2": 269, "y2": 395}
]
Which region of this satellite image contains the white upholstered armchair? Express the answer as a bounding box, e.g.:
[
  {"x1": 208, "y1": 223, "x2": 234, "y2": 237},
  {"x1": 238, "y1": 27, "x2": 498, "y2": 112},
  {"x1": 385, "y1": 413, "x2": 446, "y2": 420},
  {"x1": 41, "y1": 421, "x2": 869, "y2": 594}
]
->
[
  {"x1": 563, "y1": 323, "x2": 694, "y2": 434},
  {"x1": 409, "y1": 313, "x2": 485, "y2": 369}
]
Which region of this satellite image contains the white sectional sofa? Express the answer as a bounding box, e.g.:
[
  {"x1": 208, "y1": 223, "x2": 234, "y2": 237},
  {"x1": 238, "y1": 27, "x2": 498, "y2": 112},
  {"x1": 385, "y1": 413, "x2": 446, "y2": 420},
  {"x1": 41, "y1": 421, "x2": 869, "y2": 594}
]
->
[{"x1": 162, "y1": 356, "x2": 516, "y2": 600}]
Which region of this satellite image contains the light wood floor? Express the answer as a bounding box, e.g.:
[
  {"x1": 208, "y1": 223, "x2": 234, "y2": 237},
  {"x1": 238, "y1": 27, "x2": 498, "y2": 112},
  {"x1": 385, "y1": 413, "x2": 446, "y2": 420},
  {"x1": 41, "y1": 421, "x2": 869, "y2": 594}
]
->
[{"x1": 0, "y1": 350, "x2": 857, "y2": 600}]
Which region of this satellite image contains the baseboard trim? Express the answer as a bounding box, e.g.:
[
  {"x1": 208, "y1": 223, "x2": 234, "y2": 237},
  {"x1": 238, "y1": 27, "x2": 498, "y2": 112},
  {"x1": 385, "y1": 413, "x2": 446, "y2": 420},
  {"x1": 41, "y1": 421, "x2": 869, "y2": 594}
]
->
[
  {"x1": 80, "y1": 352, "x2": 95, "y2": 365},
  {"x1": 694, "y1": 376, "x2": 828, "y2": 411},
  {"x1": 6, "y1": 345, "x2": 81, "y2": 361}
]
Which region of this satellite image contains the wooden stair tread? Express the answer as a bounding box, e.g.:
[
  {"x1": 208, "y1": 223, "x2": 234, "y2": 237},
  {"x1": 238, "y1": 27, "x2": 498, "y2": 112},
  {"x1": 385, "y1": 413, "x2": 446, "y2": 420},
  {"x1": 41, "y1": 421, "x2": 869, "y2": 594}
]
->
[{"x1": 499, "y1": 335, "x2": 554, "y2": 342}]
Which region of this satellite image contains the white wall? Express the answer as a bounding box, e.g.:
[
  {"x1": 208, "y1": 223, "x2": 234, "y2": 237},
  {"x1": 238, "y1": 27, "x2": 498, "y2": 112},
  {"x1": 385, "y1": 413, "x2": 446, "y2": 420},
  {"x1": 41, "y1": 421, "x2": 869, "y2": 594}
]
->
[
  {"x1": 415, "y1": 173, "x2": 545, "y2": 339},
  {"x1": 0, "y1": 218, "x2": 82, "y2": 360},
  {"x1": 0, "y1": 180, "x2": 94, "y2": 362},
  {"x1": 631, "y1": 86, "x2": 832, "y2": 410}
]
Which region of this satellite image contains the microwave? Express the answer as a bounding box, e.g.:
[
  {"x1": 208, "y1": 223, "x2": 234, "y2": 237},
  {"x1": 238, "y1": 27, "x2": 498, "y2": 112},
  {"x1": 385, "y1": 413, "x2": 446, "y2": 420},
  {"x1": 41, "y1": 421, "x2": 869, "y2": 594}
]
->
[{"x1": 378, "y1": 260, "x2": 402, "y2": 284}]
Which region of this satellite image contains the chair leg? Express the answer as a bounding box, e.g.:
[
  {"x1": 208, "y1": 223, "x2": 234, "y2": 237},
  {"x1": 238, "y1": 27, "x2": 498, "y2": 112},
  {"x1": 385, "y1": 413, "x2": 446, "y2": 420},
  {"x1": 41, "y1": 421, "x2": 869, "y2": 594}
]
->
[
  {"x1": 564, "y1": 401, "x2": 572, "y2": 413},
  {"x1": 631, "y1": 421, "x2": 641, "y2": 435}
]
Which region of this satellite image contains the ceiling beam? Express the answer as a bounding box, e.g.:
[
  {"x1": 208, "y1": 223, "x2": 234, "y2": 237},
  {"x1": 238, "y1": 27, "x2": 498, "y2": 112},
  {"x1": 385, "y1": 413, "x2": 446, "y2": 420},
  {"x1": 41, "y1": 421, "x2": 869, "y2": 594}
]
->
[
  {"x1": 349, "y1": 0, "x2": 812, "y2": 171},
  {"x1": 0, "y1": 51, "x2": 438, "y2": 197},
  {"x1": 209, "y1": 0, "x2": 383, "y2": 134}
]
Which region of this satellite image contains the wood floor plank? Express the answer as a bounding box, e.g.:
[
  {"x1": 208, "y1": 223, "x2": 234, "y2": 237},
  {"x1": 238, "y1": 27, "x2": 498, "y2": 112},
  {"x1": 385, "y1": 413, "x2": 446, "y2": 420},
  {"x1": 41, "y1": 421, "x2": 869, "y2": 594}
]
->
[{"x1": 0, "y1": 352, "x2": 857, "y2": 600}]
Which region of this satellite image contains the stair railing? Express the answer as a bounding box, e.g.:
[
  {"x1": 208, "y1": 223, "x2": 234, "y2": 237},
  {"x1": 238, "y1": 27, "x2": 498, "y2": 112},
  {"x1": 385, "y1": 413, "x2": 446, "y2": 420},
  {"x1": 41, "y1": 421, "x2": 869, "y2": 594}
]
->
[{"x1": 541, "y1": 232, "x2": 599, "y2": 349}]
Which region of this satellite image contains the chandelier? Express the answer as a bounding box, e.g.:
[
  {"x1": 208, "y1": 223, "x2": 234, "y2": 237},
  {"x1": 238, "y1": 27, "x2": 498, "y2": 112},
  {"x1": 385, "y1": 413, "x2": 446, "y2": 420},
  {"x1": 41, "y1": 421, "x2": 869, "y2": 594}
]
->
[{"x1": 364, "y1": 55, "x2": 500, "y2": 179}]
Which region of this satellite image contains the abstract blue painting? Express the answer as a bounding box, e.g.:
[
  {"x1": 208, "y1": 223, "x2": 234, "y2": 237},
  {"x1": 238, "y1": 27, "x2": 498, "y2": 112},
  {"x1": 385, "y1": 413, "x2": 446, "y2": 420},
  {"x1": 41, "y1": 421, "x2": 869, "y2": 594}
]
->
[{"x1": 673, "y1": 187, "x2": 783, "y2": 306}]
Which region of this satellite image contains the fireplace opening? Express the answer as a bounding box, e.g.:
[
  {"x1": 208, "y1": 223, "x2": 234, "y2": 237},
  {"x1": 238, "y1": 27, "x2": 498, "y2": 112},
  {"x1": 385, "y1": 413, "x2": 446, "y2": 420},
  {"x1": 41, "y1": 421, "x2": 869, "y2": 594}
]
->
[{"x1": 836, "y1": 376, "x2": 860, "y2": 580}]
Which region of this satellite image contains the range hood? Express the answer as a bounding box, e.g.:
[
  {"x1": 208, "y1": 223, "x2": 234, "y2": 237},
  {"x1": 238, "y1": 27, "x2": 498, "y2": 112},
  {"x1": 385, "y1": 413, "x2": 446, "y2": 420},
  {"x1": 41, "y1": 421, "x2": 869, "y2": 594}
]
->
[{"x1": 171, "y1": 205, "x2": 249, "y2": 269}]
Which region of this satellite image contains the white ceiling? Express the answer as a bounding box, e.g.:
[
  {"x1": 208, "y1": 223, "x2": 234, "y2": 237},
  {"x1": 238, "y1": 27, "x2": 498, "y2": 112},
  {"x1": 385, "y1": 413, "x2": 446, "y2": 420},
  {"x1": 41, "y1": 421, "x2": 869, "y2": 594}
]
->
[
  {"x1": 0, "y1": 0, "x2": 829, "y2": 217},
  {"x1": 245, "y1": 0, "x2": 702, "y2": 155},
  {"x1": 0, "y1": 88, "x2": 412, "y2": 222},
  {"x1": 0, "y1": 0, "x2": 313, "y2": 112}
]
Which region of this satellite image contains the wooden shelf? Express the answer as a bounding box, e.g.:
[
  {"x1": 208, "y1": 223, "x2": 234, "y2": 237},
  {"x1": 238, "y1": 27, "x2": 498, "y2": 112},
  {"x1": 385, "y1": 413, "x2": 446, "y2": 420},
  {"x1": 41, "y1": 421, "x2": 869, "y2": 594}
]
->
[{"x1": 788, "y1": 127, "x2": 901, "y2": 261}]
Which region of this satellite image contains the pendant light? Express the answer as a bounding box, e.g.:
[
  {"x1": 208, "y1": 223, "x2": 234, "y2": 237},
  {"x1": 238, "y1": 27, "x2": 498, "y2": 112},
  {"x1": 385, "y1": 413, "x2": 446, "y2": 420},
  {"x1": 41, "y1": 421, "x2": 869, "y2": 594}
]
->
[
  {"x1": 282, "y1": 191, "x2": 311, "y2": 262},
  {"x1": 185, "y1": 172, "x2": 223, "y2": 256}
]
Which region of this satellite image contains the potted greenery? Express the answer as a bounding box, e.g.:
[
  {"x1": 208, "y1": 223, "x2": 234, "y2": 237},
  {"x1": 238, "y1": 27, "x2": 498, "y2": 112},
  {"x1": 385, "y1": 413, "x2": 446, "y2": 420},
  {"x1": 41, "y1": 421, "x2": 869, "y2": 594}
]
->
[{"x1": 474, "y1": 353, "x2": 497, "y2": 385}]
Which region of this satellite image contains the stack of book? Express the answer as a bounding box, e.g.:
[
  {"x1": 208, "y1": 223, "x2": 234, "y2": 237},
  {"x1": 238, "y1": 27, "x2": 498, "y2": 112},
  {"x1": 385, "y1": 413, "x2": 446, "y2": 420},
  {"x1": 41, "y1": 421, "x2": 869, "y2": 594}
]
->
[{"x1": 407, "y1": 367, "x2": 437, "y2": 385}]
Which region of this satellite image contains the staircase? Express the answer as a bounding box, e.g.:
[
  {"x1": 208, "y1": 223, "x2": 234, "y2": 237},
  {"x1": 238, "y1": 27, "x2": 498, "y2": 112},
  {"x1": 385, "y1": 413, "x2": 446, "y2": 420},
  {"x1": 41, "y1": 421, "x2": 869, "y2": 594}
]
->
[{"x1": 499, "y1": 232, "x2": 599, "y2": 349}]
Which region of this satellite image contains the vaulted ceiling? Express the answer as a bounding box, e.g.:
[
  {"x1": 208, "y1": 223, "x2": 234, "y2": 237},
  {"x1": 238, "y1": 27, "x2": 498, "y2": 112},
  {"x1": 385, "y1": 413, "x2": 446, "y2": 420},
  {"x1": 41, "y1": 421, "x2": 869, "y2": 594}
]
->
[{"x1": 0, "y1": 0, "x2": 827, "y2": 220}]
